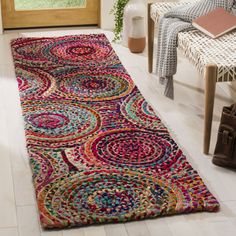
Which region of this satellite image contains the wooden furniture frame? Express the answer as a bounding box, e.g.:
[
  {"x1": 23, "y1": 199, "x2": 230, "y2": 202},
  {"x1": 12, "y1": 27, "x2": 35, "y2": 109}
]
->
[{"x1": 148, "y1": 2, "x2": 236, "y2": 154}]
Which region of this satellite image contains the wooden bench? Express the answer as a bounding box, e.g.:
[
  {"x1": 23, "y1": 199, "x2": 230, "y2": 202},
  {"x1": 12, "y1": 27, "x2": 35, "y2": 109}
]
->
[{"x1": 148, "y1": 1, "x2": 236, "y2": 154}]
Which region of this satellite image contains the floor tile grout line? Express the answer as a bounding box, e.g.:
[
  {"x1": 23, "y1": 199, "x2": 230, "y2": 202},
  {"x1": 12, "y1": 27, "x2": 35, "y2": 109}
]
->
[{"x1": 0, "y1": 226, "x2": 18, "y2": 229}]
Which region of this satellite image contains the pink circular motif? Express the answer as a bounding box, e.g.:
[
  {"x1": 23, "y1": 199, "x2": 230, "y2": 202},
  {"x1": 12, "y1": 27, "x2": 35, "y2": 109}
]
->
[
  {"x1": 83, "y1": 129, "x2": 181, "y2": 170},
  {"x1": 28, "y1": 113, "x2": 69, "y2": 129}
]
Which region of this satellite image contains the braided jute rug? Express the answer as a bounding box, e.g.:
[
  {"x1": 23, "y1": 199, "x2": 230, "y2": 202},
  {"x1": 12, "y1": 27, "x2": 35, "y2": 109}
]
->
[{"x1": 11, "y1": 34, "x2": 219, "y2": 229}]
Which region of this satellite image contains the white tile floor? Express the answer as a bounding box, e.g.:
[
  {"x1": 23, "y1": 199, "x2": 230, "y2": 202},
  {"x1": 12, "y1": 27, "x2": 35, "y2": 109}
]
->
[{"x1": 0, "y1": 28, "x2": 236, "y2": 236}]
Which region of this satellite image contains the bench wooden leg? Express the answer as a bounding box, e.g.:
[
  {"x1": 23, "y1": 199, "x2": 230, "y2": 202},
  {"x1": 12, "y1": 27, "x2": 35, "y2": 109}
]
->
[
  {"x1": 148, "y1": 3, "x2": 154, "y2": 73},
  {"x1": 204, "y1": 64, "x2": 217, "y2": 154}
]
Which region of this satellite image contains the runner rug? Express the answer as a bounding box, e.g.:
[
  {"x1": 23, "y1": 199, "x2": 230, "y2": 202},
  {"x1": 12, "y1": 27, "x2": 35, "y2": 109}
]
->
[{"x1": 11, "y1": 34, "x2": 219, "y2": 229}]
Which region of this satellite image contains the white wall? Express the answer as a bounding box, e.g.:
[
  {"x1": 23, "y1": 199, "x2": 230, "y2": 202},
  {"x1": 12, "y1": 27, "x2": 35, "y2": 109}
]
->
[
  {"x1": 220, "y1": 82, "x2": 236, "y2": 101},
  {"x1": 100, "y1": 0, "x2": 116, "y2": 30},
  {"x1": 100, "y1": 0, "x2": 175, "y2": 30}
]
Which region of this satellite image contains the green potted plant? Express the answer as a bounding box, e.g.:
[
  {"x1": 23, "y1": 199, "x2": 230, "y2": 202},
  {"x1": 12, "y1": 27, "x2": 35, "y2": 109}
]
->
[{"x1": 110, "y1": 0, "x2": 129, "y2": 42}]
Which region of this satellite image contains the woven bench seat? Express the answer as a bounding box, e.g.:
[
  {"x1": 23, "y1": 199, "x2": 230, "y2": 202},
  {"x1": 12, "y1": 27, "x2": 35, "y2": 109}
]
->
[
  {"x1": 148, "y1": 1, "x2": 236, "y2": 154},
  {"x1": 178, "y1": 30, "x2": 236, "y2": 82}
]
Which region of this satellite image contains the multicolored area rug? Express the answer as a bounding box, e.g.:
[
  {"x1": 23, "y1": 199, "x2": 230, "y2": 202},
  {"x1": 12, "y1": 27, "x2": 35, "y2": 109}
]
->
[{"x1": 11, "y1": 34, "x2": 219, "y2": 229}]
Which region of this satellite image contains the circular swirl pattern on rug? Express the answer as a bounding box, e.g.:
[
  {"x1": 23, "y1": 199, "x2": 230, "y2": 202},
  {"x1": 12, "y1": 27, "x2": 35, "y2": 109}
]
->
[
  {"x1": 57, "y1": 70, "x2": 134, "y2": 101},
  {"x1": 43, "y1": 35, "x2": 117, "y2": 67},
  {"x1": 38, "y1": 169, "x2": 180, "y2": 228},
  {"x1": 121, "y1": 92, "x2": 165, "y2": 130},
  {"x1": 16, "y1": 67, "x2": 56, "y2": 100},
  {"x1": 23, "y1": 101, "x2": 101, "y2": 148},
  {"x1": 11, "y1": 35, "x2": 120, "y2": 68},
  {"x1": 83, "y1": 129, "x2": 180, "y2": 169},
  {"x1": 11, "y1": 38, "x2": 56, "y2": 68}
]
